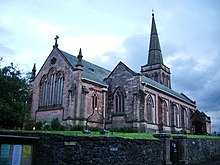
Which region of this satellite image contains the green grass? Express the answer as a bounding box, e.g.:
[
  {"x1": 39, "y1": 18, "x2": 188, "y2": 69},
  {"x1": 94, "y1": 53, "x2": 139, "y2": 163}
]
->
[
  {"x1": 1, "y1": 129, "x2": 220, "y2": 139},
  {"x1": 0, "y1": 129, "x2": 155, "y2": 139},
  {"x1": 186, "y1": 134, "x2": 220, "y2": 139}
]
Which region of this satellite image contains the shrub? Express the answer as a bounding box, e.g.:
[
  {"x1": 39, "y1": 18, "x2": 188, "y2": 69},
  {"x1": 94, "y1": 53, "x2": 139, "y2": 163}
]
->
[
  {"x1": 60, "y1": 125, "x2": 65, "y2": 131},
  {"x1": 24, "y1": 119, "x2": 35, "y2": 130},
  {"x1": 89, "y1": 127, "x2": 101, "y2": 132},
  {"x1": 180, "y1": 128, "x2": 187, "y2": 134},
  {"x1": 70, "y1": 124, "x2": 84, "y2": 131},
  {"x1": 51, "y1": 118, "x2": 61, "y2": 130},
  {"x1": 41, "y1": 122, "x2": 51, "y2": 130},
  {"x1": 109, "y1": 127, "x2": 138, "y2": 133},
  {"x1": 34, "y1": 121, "x2": 44, "y2": 130}
]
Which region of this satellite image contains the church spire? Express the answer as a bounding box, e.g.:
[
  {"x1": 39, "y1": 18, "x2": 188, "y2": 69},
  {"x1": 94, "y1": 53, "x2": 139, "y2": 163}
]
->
[
  {"x1": 147, "y1": 12, "x2": 163, "y2": 65},
  {"x1": 141, "y1": 12, "x2": 171, "y2": 88}
]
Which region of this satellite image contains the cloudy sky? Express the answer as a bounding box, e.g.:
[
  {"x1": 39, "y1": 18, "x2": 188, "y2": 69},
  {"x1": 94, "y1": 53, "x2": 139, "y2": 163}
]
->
[{"x1": 1, "y1": 0, "x2": 220, "y2": 132}]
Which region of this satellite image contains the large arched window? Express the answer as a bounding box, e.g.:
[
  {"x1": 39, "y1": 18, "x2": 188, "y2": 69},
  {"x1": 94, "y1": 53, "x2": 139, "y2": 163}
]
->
[
  {"x1": 56, "y1": 72, "x2": 64, "y2": 105},
  {"x1": 40, "y1": 76, "x2": 48, "y2": 107},
  {"x1": 39, "y1": 68, "x2": 64, "y2": 109},
  {"x1": 146, "y1": 95, "x2": 154, "y2": 123},
  {"x1": 114, "y1": 87, "x2": 126, "y2": 113}
]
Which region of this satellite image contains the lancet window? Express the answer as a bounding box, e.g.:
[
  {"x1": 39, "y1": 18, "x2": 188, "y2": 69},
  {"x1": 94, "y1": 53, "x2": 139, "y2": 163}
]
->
[
  {"x1": 163, "y1": 101, "x2": 169, "y2": 126},
  {"x1": 114, "y1": 87, "x2": 126, "y2": 113},
  {"x1": 146, "y1": 95, "x2": 154, "y2": 123}
]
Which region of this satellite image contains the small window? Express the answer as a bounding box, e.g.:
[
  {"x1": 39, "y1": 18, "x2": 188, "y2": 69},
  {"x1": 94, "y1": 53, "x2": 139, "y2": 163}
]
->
[
  {"x1": 89, "y1": 68, "x2": 94, "y2": 72},
  {"x1": 50, "y1": 57, "x2": 56, "y2": 64}
]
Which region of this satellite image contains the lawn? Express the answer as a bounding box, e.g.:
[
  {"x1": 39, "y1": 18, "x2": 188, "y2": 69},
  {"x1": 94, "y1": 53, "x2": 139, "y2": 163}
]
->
[{"x1": 1, "y1": 129, "x2": 219, "y2": 139}]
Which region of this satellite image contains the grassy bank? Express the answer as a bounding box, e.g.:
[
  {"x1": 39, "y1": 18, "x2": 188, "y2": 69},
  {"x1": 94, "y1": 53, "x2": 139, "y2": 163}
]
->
[{"x1": 1, "y1": 129, "x2": 220, "y2": 139}]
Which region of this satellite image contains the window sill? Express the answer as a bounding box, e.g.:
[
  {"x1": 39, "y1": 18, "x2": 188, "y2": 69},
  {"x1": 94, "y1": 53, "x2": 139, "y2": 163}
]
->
[
  {"x1": 38, "y1": 105, "x2": 63, "y2": 111},
  {"x1": 112, "y1": 113, "x2": 126, "y2": 117}
]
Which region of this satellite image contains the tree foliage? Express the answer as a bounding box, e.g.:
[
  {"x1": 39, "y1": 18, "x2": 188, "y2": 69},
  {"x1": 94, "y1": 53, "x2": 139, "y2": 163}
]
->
[{"x1": 0, "y1": 62, "x2": 31, "y2": 129}]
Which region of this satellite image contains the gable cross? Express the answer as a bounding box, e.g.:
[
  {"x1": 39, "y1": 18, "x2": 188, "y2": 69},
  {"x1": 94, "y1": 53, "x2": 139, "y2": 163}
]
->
[{"x1": 54, "y1": 35, "x2": 59, "y2": 48}]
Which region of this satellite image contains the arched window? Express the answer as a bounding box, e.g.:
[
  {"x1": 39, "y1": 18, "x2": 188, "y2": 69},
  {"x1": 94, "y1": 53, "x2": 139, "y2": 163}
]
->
[
  {"x1": 39, "y1": 68, "x2": 64, "y2": 109},
  {"x1": 40, "y1": 76, "x2": 48, "y2": 107},
  {"x1": 175, "y1": 106, "x2": 180, "y2": 127},
  {"x1": 185, "y1": 109, "x2": 189, "y2": 129},
  {"x1": 163, "y1": 101, "x2": 169, "y2": 126},
  {"x1": 114, "y1": 87, "x2": 126, "y2": 113},
  {"x1": 48, "y1": 69, "x2": 56, "y2": 106},
  {"x1": 92, "y1": 93, "x2": 98, "y2": 109},
  {"x1": 146, "y1": 95, "x2": 154, "y2": 123},
  {"x1": 56, "y1": 72, "x2": 64, "y2": 105},
  {"x1": 154, "y1": 72, "x2": 158, "y2": 82},
  {"x1": 162, "y1": 73, "x2": 165, "y2": 85},
  {"x1": 166, "y1": 75, "x2": 169, "y2": 87}
]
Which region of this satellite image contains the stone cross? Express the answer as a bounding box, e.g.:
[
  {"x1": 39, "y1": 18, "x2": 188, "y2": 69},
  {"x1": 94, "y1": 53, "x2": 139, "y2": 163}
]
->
[{"x1": 54, "y1": 35, "x2": 59, "y2": 48}]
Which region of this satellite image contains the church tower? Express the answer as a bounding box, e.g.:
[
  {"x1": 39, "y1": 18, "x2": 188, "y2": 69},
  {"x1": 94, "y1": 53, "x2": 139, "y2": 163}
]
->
[{"x1": 141, "y1": 12, "x2": 171, "y2": 88}]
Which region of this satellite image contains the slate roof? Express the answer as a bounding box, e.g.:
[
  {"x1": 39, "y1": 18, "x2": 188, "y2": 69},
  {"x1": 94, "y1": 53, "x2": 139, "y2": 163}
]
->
[
  {"x1": 60, "y1": 49, "x2": 195, "y2": 105},
  {"x1": 141, "y1": 76, "x2": 196, "y2": 105},
  {"x1": 61, "y1": 50, "x2": 111, "y2": 86}
]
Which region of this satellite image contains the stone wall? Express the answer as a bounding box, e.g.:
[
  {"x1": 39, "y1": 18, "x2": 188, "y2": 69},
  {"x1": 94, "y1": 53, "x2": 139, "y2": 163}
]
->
[
  {"x1": 186, "y1": 138, "x2": 220, "y2": 164},
  {"x1": 0, "y1": 132, "x2": 163, "y2": 165},
  {"x1": 1, "y1": 131, "x2": 220, "y2": 165}
]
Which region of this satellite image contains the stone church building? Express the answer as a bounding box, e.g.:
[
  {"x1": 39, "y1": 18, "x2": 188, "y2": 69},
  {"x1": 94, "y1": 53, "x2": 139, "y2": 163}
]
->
[{"x1": 31, "y1": 14, "x2": 211, "y2": 134}]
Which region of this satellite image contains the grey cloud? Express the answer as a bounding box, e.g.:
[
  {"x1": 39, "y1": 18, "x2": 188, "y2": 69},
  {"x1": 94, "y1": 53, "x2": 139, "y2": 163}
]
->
[
  {"x1": 101, "y1": 34, "x2": 148, "y2": 72},
  {"x1": 121, "y1": 34, "x2": 148, "y2": 72},
  {"x1": 0, "y1": 43, "x2": 16, "y2": 57}
]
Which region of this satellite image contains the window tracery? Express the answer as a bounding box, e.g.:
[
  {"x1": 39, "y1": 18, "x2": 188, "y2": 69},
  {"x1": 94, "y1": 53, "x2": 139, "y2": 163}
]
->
[
  {"x1": 114, "y1": 87, "x2": 126, "y2": 113},
  {"x1": 39, "y1": 68, "x2": 64, "y2": 109}
]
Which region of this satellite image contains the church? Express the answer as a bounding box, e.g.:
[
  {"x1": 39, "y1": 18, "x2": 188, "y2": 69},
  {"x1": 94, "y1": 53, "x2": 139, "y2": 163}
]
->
[{"x1": 31, "y1": 13, "x2": 211, "y2": 134}]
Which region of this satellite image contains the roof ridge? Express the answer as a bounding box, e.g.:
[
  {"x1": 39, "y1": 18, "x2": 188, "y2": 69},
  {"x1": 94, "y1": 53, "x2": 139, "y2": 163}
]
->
[
  {"x1": 60, "y1": 50, "x2": 111, "y2": 72},
  {"x1": 141, "y1": 75, "x2": 196, "y2": 105}
]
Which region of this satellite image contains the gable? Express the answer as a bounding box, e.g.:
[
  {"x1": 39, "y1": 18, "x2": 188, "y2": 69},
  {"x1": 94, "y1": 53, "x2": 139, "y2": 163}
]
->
[
  {"x1": 106, "y1": 61, "x2": 139, "y2": 80},
  {"x1": 34, "y1": 48, "x2": 70, "y2": 81}
]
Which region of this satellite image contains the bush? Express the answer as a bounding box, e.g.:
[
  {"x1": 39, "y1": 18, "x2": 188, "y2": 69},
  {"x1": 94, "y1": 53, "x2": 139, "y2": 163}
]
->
[
  {"x1": 109, "y1": 127, "x2": 138, "y2": 133},
  {"x1": 180, "y1": 128, "x2": 187, "y2": 134},
  {"x1": 89, "y1": 127, "x2": 101, "y2": 132},
  {"x1": 70, "y1": 124, "x2": 84, "y2": 131},
  {"x1": 41, "y1": 122, "x2": 51, "y2": 130},
  {"x1": 60, "y1": 125, "x2": 65, "y2": 131},
  {"x1": 24, "y1": 119, "x2": 35, "y2": 130},
  {"x1": 51, "y1": 118, "x2": 61, "y2": 130},
  {"x1": 34, "y1": 121, "x2": 44, "y2": 130}
]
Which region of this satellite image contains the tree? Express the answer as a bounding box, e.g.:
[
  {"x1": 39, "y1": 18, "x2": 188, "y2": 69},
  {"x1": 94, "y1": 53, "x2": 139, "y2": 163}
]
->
[{"x1": 0, "y1": 62, "x2": 31, "y2": 129}]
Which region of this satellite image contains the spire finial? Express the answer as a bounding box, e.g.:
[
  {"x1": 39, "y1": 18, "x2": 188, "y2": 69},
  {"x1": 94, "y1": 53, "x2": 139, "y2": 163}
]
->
[
  {"x1": 79, "y1": 48, "x2": 82, "y2": 56},
  {"x1": 31, "y1": 63, "x2": 36, "y2": 81},
  {"x1": 76, "y1": 48, "x2": 83, "y2": 68},
  {"x1": 54, "y1": 35, "x2": 59, "y2": 48},
  {"x1": 152, "y1": 9, "x2": 154, "y2": 17}
]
